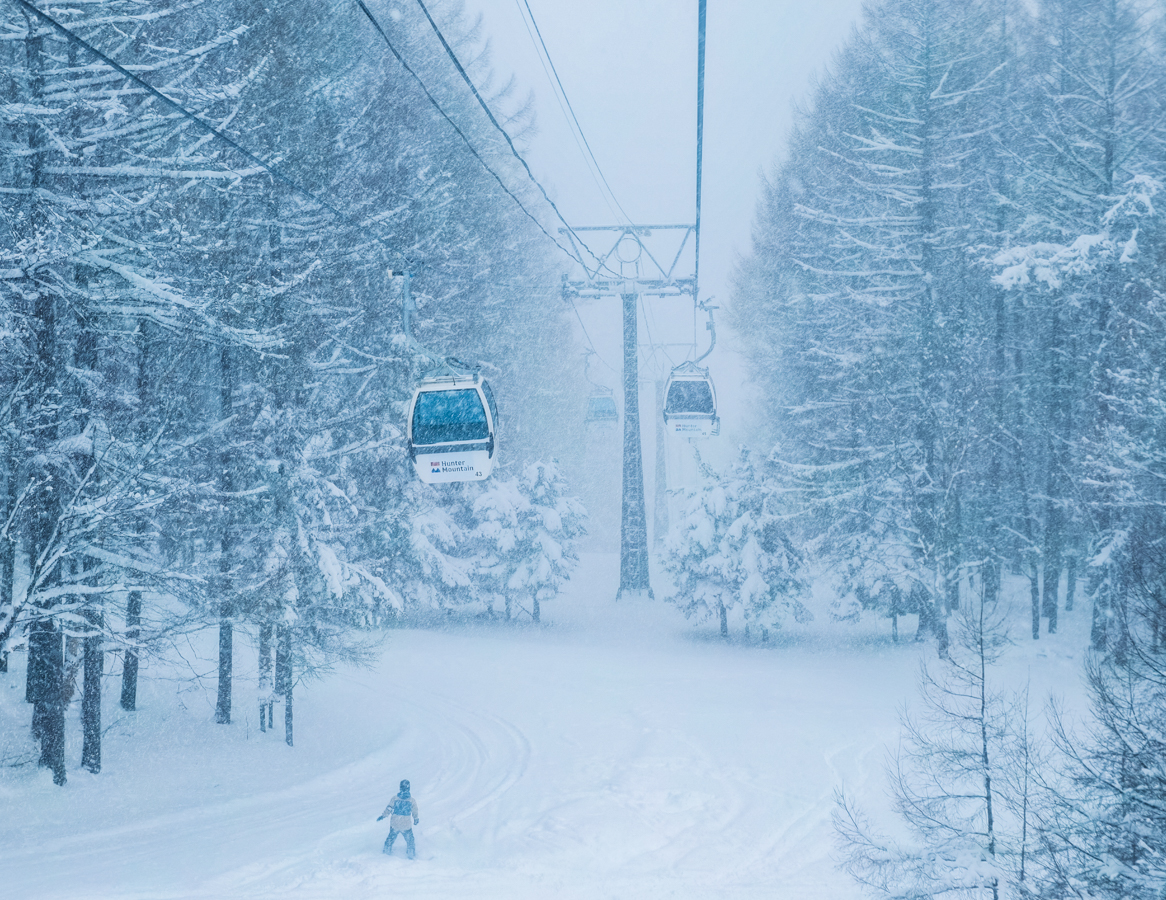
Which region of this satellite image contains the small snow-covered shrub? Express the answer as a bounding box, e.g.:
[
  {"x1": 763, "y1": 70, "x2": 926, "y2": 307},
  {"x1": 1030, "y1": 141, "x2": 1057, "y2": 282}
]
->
[
  {"x1": 404, "y1": 460, "x2": 586, "y2": 620},
  {"x1": 661, "y1": 450, "x2": 809, "y2": 637}
]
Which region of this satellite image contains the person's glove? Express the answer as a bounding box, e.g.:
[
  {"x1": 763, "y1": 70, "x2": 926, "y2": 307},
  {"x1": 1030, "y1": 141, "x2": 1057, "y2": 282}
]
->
[{"x1": 377, "y1": 815, "x2": 385, "y2": 821}]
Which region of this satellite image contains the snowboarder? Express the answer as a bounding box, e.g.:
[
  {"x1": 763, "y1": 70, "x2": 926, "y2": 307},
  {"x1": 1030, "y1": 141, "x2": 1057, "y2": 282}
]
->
[{"x1": 378, "y1": 779, "x2": 420, "y2": 858}]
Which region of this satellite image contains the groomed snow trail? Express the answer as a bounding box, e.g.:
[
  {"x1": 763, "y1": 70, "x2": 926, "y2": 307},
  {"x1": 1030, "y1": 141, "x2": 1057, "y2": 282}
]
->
[{"x1": 2, "y1": 552, "x2": 1034, "y2": 899}]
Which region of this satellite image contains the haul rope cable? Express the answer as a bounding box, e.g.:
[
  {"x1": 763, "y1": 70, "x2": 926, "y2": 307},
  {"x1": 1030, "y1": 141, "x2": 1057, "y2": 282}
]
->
[
  {"x1": 13, "y1": 0, "x2": 602, "y2": 279},
  {"x1": 407, "y1": 0, "x2": 620, "y2": 279},
  {"x1": 511, "y1": 0, "x2": 621, "y2": 225},
  {"x1": 386, "y1": 0, "x2": 622, "y2": 368},
  {"x1": 353, "y1": 0, "x2": 597, "y2": 271},
  {"x1": 15, "y1": 0, "x2": 623, "y2": 368},
  {"x1": 514, "y1": 0, "x2": 634, "y2": 227},
  {"x1": 567, "y1": 295, "x2": 618, "y2": 375},
  {"x1": 9, "y1": 0, "x2": 410, "y2": 266}
]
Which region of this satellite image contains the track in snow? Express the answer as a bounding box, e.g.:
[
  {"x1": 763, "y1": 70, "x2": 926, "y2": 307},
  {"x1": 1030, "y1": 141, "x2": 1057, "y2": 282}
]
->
[{"x1": 2, "y1": 553, "x2": 952, "y2": 900}]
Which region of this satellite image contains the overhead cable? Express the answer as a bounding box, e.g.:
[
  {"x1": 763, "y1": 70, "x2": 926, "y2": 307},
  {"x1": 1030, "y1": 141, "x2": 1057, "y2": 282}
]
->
[
  {"x1": 514, "y1": 0, "x2": 634, "y2": 226},
  {"x1": 568, "y1": 295, "x2": 617, "y2": 374},
  {"x1": 356, "y1": 0, "x2": 592, "y2": 269},
  {"x1": 408, "y1": 0, "x2": 615, "y2": 277},
  {"x1": 11, "y1": 0, "x2": 407, "y2": 264}
]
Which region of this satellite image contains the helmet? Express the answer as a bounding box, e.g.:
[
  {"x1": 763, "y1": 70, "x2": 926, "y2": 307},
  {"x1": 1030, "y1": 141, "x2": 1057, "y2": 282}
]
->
[{"x1": 399, "y1": 779, "x2": 410, "y2": 794}]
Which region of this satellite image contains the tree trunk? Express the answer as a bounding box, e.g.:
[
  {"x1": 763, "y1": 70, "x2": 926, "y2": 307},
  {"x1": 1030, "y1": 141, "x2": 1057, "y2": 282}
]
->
[
  {"x1": 119, "y1": 591, "x2": 141, "y2": 710},
  {"x1": 1042, "y1": 499, "x2": 1062, "y2": 634},
  {"x1": 1030, "y1": 568, "x2": 1041, "y2": 641},
  {"x1": 26, "y1": 456, "x2": 65, "y2": 784},
  {"x1": 718, "y1": 601, "x2": 728, "y2": 638},
  {"x1": 259, "y1": 622, "x2": 273, "y2": 733},
  {"x1": 28, "y1": 620, "x2": 66, "y2": 784},
  {"x1": 22, "y1": 7, "x2": 64, "y2": 785},
  {"x1": 285, "y1": 678, "x2": 294, "y2": 748},
  {"x1": 982, "y1": 558, "x2": 1000, "y2": 608},
  {"x1": 81, "y1": 610, "x2": 102, "y2": 773},
  {"x1": 276, "y1": 625, "x2": 293, "y2": 747},
  {"x1": 121, "y1": 321, "x2": 150, "y2": 711},
  {"x1": 1041, "y1": 294, "x2": 1069, "y2": 637},
  {"x1": 1091, "y1": 584, "x2": 1110, "y2": 651},
  {"x1": 215, "y1": 345, "x2": 234, "y2": 725},
  {"x1": 934, "y1": 596, "x2": 950, "y2": 659},
  {"x1": 215, "y1": 615, "x2": 232, "y2": 724},
  {"x1": 532, "y1": 595, "x2": 540, "y2": 624},
  {"x1": 1042, "y1": 559, "x2": 1059, "y2": 634},
  {"x1": 0, "y1": 456, "x2": 13, "y2": 675},
  {"x1": 914, "y1": 585, "x2": 949, "y2": 657}
]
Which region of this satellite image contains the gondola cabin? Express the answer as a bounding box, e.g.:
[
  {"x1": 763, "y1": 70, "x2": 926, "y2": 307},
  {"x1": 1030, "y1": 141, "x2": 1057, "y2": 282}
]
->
[
  {"x1": 663, "y1": 361, "x2": 719, "y2": 437},
  {"x1": 585, "y1": 388, "x2": 618, "y2": 425},
  {"x1": 407, "y1": 373, "x2": 498, "y2": 483}
]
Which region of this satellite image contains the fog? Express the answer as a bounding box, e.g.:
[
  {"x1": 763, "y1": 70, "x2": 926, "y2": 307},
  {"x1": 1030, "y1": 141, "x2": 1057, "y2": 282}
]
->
[{"x1": 461, "y1": 0, "x2": 866, "y2": 448}]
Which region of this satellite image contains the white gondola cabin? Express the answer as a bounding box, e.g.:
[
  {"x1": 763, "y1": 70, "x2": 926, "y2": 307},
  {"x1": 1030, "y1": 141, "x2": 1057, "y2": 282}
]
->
[
  {"x1": 663, "y1": 361, "x2": 719, "y2": 437},
  {"x1": 406, "y1": 373, "x2": 498, "y2": 483},
  {"x1": 585, "y1": 388, "x2": 618, "y2": 425}
]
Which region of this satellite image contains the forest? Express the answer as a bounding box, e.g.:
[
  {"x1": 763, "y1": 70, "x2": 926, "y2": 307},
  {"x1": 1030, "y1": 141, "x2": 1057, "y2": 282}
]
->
[
  {"x1": 0, "y1": 0, "x2": 587, "y2": 782},
  {"x1": 2, "y1": 0, "x2": 1165, "y2": 897},
  {"x1": 729, "y1": 0, "x2": 1166, "y2": 896}
]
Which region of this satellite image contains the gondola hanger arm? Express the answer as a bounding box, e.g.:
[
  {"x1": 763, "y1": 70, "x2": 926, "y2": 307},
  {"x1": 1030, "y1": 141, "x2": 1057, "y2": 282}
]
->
[
  {"x1": 694, "y1": 298, "x2": 717, "y2": 364},
  {"x1": 398, "y1": 272, "x2": 477, "y2": 378}
]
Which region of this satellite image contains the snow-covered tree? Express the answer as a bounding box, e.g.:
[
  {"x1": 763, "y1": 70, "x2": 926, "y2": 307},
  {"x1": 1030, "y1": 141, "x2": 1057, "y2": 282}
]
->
[
  {"x1": 1028, "y1": 544, "x2": 1166, "y2": 899},
  {"x1": 404, "y1": 461, "x2": 585, "y2": 621},
  {"x1": 0, "y1": 0, "x2": 277, "y2": 780},
  {"x1": 0, "y1": 0, "x2": 588, "y2": 777},
  {"x1": 477, "y1": 461, "x2": 586, "y2": 622},
  {"x1": 661, "y1": 450, "x2": 808, "y2": 639},
  {"x1": 732, "y1": 0, "x2": 1014, "y2": 653},
  {"x1": 835, "y1": 592, "x2": 1038, "y2": 899},
  {"x1": 995, "y1": 175, "x2": 1166, "y2": 650},
  {"x1": 733, "y1": 0, "x2": 1166, "y2": 651}
]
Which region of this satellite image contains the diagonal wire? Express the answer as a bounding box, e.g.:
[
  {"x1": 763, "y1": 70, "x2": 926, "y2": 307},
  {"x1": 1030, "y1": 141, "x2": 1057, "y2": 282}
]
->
[
  {"x1": 515, "y1": 0, "x2": 634, "y2": 226},
  {"x1": 356, "y1": 0, "x2": 587, "y2": 269},
  {"x1": 15, "y1": 0, "x2": 625, "y2": 379},
  {"x1": 511, "y1": 0, "x2": 619, "y2": 224},
  {"x1": 568, "y1": 295, "x2": 617, "y2": 375},
  {"x1": 11, "y1": 0, "x2": 409, "y2": 265},
  {"x1": 408, "y1": 0, "x2": 618, "y2": 278},
  {"x1": 15, "y1": 0, "x2": 608, "y2": 364}
]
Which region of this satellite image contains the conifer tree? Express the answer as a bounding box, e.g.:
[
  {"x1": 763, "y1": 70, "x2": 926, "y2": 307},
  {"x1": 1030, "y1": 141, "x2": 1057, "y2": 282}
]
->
[
  {"x1": 835, "y1": 593, "x2": 1036, "y2": 899},
  {"x1": 1032, "y1": 548, "x2": 1166, "y2": 899},
  {"x1": 661, "y1": 450, "x2": 808, "y2": 638},
  {"x1": 733, "y1": 0, "x2": 1012, "y2": 653}
]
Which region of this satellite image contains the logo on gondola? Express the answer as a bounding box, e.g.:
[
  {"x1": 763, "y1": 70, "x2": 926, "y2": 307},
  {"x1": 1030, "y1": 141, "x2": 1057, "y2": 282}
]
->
[{"x1": 430, "y1": 459, "x2": 475, "y2": 475}]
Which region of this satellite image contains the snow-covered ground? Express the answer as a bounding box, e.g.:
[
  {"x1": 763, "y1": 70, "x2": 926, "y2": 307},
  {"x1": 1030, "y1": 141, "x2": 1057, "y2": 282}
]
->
[{"x1": 1, "y1": 554, "x2": 1090, "y2": 899}]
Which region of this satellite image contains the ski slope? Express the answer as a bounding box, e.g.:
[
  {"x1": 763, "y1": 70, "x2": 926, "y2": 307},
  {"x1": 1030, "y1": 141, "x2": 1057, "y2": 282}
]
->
[{"x1": 0, "y1": 553, "x2": 1089, "y2": 899}]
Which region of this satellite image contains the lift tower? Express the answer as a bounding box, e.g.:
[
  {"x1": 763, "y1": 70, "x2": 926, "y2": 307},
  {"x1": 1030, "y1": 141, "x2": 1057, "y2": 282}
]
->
[
  {"x1": 562, "y1": 226, "x2": 695, "y2": 599},
  {"x1": 558, "y1": 0, "x2": 707, "y2": 601}
]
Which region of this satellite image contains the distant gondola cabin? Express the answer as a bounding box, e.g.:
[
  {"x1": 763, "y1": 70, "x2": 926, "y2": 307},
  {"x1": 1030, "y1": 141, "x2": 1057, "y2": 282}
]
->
[
  {"x1": 585, "y1": 389, "x2": 618, "y2": 425},
  {"x1": 663, "y1": 362, "x2": 719, "y2": 437}
]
